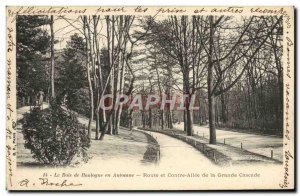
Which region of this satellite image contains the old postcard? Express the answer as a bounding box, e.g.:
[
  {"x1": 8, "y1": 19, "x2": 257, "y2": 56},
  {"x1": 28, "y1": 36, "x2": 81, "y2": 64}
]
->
[{"x1": 6, "y1": 6, "x2": 295, "y2": 190}]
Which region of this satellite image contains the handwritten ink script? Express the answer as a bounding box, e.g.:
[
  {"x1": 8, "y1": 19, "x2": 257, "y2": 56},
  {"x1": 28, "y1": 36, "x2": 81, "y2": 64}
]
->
[
  {"x1": 6, "y1": 24, "x2": 15, "y2": 188},
  {"x1": 280, "y1": 24, "x2": 294, "y2": 188},
  {"x1": 7, "y1": 6, "x2": 291, "y2": 23},
  {"x1": 279, "y1": 151, "x2": 294, "y2": 188},
  {"x1": 19, "y1": 178, "x2": 82, "y2": 187}
]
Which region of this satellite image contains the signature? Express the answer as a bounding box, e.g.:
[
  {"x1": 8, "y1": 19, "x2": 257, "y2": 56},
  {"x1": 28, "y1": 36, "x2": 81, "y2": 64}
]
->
[
  {"x1": 19, "y1": 178, "x2": 82, "y2": 187},
  {"x1": 279, "y1": 151, "x2": 294, "y2": 188}
]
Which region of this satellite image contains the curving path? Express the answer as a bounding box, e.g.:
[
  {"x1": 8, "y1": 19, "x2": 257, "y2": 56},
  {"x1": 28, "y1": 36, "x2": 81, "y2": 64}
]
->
[{"x1": 143, "y1": 130, "x2": 214, "y2": 169}]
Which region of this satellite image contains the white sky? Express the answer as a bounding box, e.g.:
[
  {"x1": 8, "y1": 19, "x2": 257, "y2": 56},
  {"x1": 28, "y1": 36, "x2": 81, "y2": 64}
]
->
[{"x1": 40, "y1": 15, "x2": 255, "y2": 93}]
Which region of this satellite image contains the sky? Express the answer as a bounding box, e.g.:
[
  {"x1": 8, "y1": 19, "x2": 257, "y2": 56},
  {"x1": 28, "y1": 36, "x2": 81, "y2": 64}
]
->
[
  {"x1": 39, "y1": 14, "x2": 252, "y2": 94},
  {"x1": 40, "y1": 15, "x2": 84, "y2": 50}
]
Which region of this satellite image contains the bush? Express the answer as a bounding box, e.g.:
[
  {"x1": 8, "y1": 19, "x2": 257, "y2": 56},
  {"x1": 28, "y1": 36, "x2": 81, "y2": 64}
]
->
[{"x1": 22, "y1": 104, "x2": 90, "y2": 166}]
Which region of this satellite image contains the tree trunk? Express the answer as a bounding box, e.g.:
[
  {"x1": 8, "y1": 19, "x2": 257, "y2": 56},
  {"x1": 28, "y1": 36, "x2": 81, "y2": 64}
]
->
[
  {"x1": 166, "y1": 112, "x2": 170, "y2": 128},
  {"x1": 169, "y1": 110, "x2": 173, "y2": 129},
  {"x1": 108, "y1": 118, "x2": 113, "y2": 135},
  {"x1": 50, "y1": 15, "x2": 55, "y2": 99},
  {"x1": 114, "y1": 48, "x2": 126, "y2": 135},
  {"x1": 215, "y1": 98, "x2": 219, "y2": 126},
  {"x1": 208, "y1": 95, "x2": 216, "y2": 144},
  {"x1": 220, "y1": 91, "x2": 227, "y2": 123},
  {"x1": 149, "y1": 108, "x2": 152, "y2": 128},
  {"x1": 82, "y1": 16, "x2": 94, "y2": 139},
  {"x1": 186, "y1": 108, "x2": 193, "y2": 136},
  {"x1": 161, "y1": 110, "x2": 165, "y2": 130},
  {"x1": 142, "y1": 111, "x2": 146, "y2": 128},
  {"x1": 95, "y1": 112, "x2": 100, "y2": 139},
  {"x1": 129, "y1": 109, "x2": 133, "y2": 131},
  {"x1": 208, "y1": 16, "x2": 216, "y2": 144},
  {"x1": 183, "y1": 110, "x2": 187, "y2": 132}
]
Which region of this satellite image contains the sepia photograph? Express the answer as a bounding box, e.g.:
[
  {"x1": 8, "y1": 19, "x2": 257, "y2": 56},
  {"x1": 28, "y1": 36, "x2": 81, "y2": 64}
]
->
[{"x1": 6, "y1": 6, "x2": 295, "y2": 191}]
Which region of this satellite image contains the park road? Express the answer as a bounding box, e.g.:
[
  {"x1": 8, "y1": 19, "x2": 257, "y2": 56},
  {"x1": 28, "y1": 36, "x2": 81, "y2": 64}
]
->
[{"x1": 144, "y1": 130, "x2": 215, "y2": 170}]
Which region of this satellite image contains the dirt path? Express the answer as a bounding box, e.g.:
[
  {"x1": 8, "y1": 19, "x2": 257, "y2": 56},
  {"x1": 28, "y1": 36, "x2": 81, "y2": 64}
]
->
[
  {"x1": 144, "y1": 131, "x2": 214, "y2": 169},
  {"x1": 174, "y1": 123, "x2": 283, "y2": 162}
]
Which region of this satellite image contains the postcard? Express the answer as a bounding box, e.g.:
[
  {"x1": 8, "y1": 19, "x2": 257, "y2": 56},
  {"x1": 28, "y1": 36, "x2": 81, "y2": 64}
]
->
[{"x1": 6, "y1": 6, "x2": 295, "y2": 190}]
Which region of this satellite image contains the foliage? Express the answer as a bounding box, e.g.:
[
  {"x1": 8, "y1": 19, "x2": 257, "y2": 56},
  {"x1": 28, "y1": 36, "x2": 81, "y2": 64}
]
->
[
  {"x1": 16, "y1": 15, "x2": 51, "y2": 103},
  {"x1": 143, "y1": 15, "x2": 283, "y2": 137},
  {"x1": 56, "y1": 34, "x2": 89, "y2": 115},
  {"x1": 66, "y1": 88, "x2": 90, "y2": 117},
  {"x1": 22, "y1": 103, "x2": 90, "y2": 166}
]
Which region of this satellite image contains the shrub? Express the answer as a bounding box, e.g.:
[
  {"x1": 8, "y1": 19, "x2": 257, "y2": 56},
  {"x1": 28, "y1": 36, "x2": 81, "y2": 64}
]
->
[{"x1": 22, "y1": 104, "x2": 90, "y2": 166}]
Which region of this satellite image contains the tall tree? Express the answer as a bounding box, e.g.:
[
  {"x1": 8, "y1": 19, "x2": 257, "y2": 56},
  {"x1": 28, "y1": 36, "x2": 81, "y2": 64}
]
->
[
  {"x1": 82, "y1": 16, "x2": 94, "y2": 138},
  {"x1": 16, "y1": 15, "x2": 50, "y2": 106},
  {"x1": 199, "y1": 16, "x2": 283, "y2": 144},
  {"x1": 56, "y1": 33, "x2": 88, "y2": 115},
  {"x1": 50, "y1": 15, "x2": 55, "y2": 99},
  {"x1": 145, "y1": 16, "x2": 206, "y2": 136}
]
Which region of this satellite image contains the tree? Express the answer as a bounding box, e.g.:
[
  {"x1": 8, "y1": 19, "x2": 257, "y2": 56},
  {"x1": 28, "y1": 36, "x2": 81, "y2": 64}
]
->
[
  {"x1": 200, "y1": 16, "x2": 283, "y2": 144},
  {"x1": 77, "y1": 15, "x2": 138, "y2": 140},
  {"x1": 56, "y1": 33, "x2": 89, "y2": 115},
  {"x1": 16, "y1": 15, "x2": 50, "y2": 107},
  {"x1": 50, "y1": 15, "x2": 55, "y2": 99},
  {"x1": 144, "y1": 16, "x2": 206, "y2": 136},
  {"x1": 81, "y1": 16, "x2": 95, "y2": 138}
]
